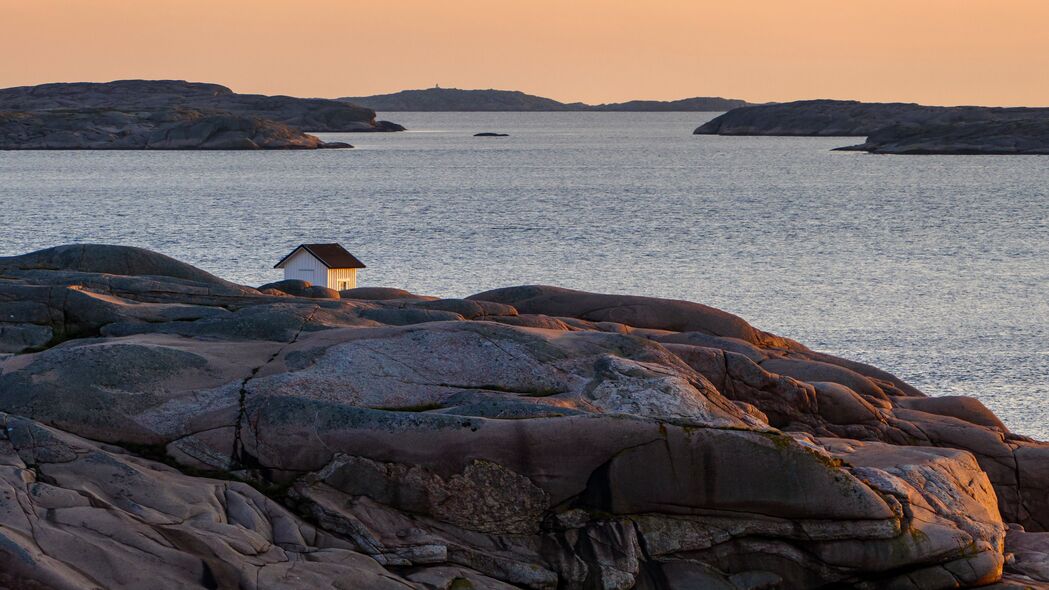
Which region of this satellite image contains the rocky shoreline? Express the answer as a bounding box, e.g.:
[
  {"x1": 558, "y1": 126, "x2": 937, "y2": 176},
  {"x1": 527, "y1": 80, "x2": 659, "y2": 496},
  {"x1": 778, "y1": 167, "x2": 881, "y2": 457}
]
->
[
  {"x1": 694, "y1": 100, "x2": 1049, "y2": 155},
  {"x1": 0, "y1": 80, "x2": 405, "y2": 150},
  {"x1": 0, "y1": 244, "x2": 1047, "y2": 589}
]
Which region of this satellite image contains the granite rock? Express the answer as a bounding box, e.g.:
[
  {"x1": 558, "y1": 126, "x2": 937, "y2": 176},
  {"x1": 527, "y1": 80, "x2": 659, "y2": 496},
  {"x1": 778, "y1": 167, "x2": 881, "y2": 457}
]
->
[{"x1": 0, "y1": 244, "x2": 1046, "y2": 589}]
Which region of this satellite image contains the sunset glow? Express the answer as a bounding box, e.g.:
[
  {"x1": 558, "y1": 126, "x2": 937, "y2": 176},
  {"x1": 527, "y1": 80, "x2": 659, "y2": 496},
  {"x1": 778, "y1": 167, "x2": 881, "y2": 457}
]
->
[{"x1": 5, "y1": 0, "x2": 1049, "y2": 106}]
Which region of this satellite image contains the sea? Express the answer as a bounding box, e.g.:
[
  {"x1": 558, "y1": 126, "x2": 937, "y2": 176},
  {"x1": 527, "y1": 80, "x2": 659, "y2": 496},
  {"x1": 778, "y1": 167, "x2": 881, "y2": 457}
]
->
[{"x1": 2, "y1": 112, "x2": 1047, "y2": 439}]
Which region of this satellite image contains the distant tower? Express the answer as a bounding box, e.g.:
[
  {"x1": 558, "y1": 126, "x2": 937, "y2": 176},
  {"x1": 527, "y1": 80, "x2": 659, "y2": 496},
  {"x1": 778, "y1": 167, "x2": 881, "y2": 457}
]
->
[{"x1": 435, "y1": 83, "x2": 440, "y2": 89}]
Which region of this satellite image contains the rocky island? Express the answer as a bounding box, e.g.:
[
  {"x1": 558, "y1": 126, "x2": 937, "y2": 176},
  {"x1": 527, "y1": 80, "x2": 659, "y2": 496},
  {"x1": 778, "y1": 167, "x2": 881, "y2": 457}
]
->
[
  {"x1": 0, "y1": 244, "x2": 1047, "y2": 589},
  {"x1": 0, "y1": 80, "x2": 405, "y2": 150},
  {"x1": 694, "y1": 99, "x2": 1049, "y2": 155},
  {"x1": 0, "y1": 108, "x2": 352, "y2": 150},
  {"x1": 339, "y1": 87, "x2": 751, "y2": 112}
]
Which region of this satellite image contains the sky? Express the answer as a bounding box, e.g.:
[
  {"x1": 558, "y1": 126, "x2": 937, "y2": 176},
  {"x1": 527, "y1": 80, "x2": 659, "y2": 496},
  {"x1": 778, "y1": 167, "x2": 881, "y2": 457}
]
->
[{"x1": 3, "y1": 0, "x2": 1048, "y2": 106}]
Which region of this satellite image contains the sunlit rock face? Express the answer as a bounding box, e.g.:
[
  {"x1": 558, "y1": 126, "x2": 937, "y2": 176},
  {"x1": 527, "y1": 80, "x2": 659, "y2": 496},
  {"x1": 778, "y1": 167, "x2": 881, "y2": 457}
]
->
[{"x1": 0, "y1": 245, "x2": 1046, "y2": 589}]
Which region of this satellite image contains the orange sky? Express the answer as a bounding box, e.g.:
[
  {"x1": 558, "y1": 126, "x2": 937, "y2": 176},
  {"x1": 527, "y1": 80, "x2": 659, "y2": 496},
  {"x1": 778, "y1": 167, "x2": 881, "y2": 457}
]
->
[{"x1": 4, "y1": 0, "x2": 1048, "y2": 106}]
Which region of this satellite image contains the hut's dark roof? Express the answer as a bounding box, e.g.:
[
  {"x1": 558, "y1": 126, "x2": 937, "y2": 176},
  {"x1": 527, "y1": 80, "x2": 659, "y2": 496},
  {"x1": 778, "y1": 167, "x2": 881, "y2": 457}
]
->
[{"x1": 274, "y1": 243, "x2": 366, "y2": 269}]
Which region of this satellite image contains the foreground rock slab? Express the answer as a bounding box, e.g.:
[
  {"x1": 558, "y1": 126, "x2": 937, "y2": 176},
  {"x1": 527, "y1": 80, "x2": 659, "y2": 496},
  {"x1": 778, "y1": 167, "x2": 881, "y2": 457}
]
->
[
  {"x1": 0, "y1": 244, "x2": 1046, "y2": 589},
  {"x1": 0, "y1": 413, "x2": 415, "y2": 589}
]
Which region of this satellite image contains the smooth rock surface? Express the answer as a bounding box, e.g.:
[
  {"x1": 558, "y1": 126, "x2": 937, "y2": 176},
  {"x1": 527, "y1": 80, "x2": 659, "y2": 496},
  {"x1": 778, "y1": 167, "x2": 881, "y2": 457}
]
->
[{"x1": 0, "y1": 244, "x2": 1046, "y2": 589}]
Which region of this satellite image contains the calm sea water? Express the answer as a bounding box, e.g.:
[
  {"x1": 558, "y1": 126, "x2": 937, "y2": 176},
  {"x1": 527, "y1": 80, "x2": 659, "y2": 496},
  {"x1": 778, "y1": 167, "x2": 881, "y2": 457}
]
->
[{"x1": 1, "y1": 112, "x2": 1047, "y2": 439}]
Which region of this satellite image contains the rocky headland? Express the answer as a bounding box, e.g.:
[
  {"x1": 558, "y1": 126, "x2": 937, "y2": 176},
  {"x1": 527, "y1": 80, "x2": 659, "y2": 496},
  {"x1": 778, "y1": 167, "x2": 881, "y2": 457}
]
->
[
  {"x1": 0, "y1": 244, "x2": 1047, "y2": 589},
  {"x1": 339, "y1": 87, "x2": 751, "y2": 112},
  {"x1": 0, "y1": 80, "x2": 406, "y2": 150},
  {"x1": 0, "y1": 80, "x2": 404, "y2": 132},
  {"x1": 694, "y1": 99, "x2": 1049, "y2": 155},
  {"x1": 0, "y1": 108, "x2": 352, "y2": 150},
  {"x1": 693, "y1": 100, "x2": 1049, "y2": 136},
  {"x1": 837, "y1": 119, "x2": 1049, "y2": 155}
]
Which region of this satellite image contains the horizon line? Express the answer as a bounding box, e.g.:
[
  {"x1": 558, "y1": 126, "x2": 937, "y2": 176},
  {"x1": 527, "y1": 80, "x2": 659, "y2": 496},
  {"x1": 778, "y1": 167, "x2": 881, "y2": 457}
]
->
[{"x1": 5, "y1": 77, "x2": 1049, "y2": 110}]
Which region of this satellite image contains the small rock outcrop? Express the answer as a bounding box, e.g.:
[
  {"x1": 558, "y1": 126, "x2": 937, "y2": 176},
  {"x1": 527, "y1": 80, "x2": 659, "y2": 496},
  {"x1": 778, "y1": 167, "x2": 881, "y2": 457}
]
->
[
  {"x1": 258, "y1": 279, "x2": 341, "y2": 299},
  {"x1": 0, "y1": 244, "x2": 1046, "y2": 589},
  {"x1": 339, "y1": 287, "x2": 431, "y2": 301},
  {"x1": 375, "y1": 120, "x2": 408, "y2": 131}
]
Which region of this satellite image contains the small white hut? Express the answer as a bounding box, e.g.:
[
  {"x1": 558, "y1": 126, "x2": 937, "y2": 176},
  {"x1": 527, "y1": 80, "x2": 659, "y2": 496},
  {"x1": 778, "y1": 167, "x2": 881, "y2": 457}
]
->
[{"x1": 274, "y1": 243, "x2": 365, "y2": 291}]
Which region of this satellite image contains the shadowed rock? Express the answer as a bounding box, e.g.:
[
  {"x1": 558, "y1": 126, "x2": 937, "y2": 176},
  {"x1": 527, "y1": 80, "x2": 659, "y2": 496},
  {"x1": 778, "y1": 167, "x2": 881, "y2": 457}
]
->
[
  {"x1": 1, "y1": 244, "x2": 240, "y2": 286},
  {"x1": 467, "y1": 285, "x2": 796, "y2": 349},
  {"x1": 0, "y1": 412, "x2": 416, "y2": 590},
  {"x1": 258, "y1": 279, "x2": 341, "y2": 300},
  {"x1": 339, "y1": 287, "x2": 433, "y2": 301}
]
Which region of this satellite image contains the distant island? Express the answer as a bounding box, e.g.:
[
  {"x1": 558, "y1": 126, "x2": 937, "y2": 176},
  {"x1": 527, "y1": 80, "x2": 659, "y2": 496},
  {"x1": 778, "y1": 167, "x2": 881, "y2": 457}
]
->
[
  {"x1": 0, "y1": 80, "x2": 405, "y2": 150},
  {"x1": 694, "y1": 99, "x2": 1049, "y2": 154},
  {"x1": 338, "y1": 87, "x2": 751, "y2": 112}
]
